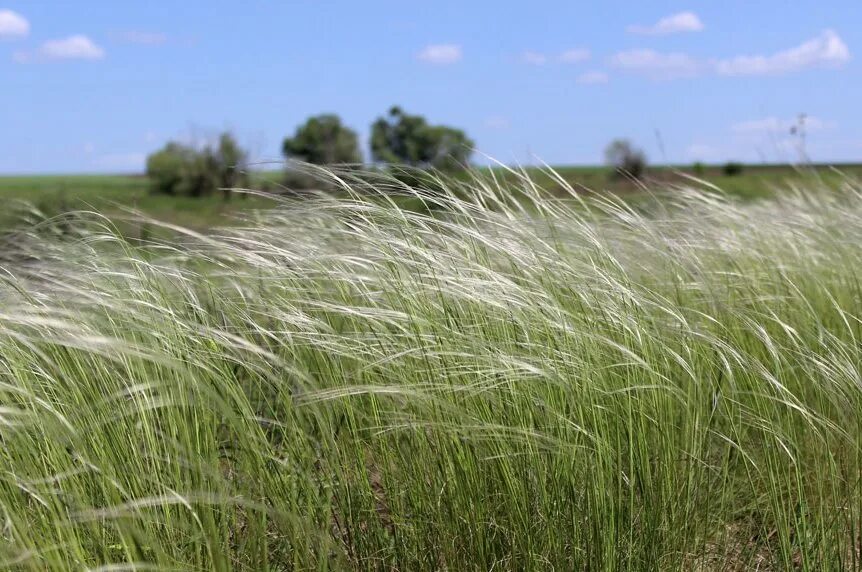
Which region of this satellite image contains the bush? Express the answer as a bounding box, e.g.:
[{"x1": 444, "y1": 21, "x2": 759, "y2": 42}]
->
[
  {"x1": 146, "y1": 133, "x2": 249, "y2": 199},
  {"x1": 146, "y1": 143, "x2": 200, "y2": 195},
  {"x1": 692, "y1": 161, "x2": 706, "y2": 177},
  {"x1": 214, "y1": 133, "x2": 249, "y2": 200},
  {"x1": 604, "y1": 139, "x2": 647, "y2": 179},
  {"x1": 723, "y1": 162, "x2": 744, "y2": 176}
]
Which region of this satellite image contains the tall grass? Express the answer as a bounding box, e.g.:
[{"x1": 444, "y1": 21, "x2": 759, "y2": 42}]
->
[{"x1": 0, "y1": 168, "x2": 861, "y2": 570}]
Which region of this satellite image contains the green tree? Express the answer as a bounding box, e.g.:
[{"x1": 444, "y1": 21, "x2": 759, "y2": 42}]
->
[
  {"x1": 370, "y1": 107, "x2": 473, "y2": 171},
  {"x1": 604, "y1": 139, "x2": 647, "y2": 179},
  {"x1": 146, "y1": 142, "x2": 200, "y2": 195},
  {"x1": 282, "y1": 114, "x2": 362, "y2": 165},
  {"x1": 214, "y1": 132, "x2": 249, "y2": 200},
  {"x1": 179, "y1": 151, "x2": 219, "y2": 198},
  {"x1": 722, "y1": 161, "x2": 744, "y2": 176}
]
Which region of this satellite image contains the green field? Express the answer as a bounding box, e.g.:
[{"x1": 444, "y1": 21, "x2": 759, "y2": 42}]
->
[
  {"x1": 492, "y1": 163, "x2": 862, "y2": 200},
  {"x1": 2, "y1": 164, "x2": 860, "y2": 236},
  {"x1": 2, "y1": 171, "x2": 862, "y2": 569},
  {"x1": 0, "y1": 172, "x2": 286, "y2": 236}
]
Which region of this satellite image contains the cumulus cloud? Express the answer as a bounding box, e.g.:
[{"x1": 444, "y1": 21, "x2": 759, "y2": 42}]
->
[
  {"x1": 0, "y1": 9, "x2": 28, "y2": 39},
  {"x1": 559, "y1": 48, "x2": 591, "y2": 63},
  {"x1": 520, "y1": 51, "x2": 547, "y2": 65},
  {"x1": 15, "y1": 35, "x2": 105, "y2": 63},
  {"x1": 611, "y1": 30, "x2": 850, "y2": 80},
  {"x1": 42, "y1": 35, "x2": 105, "y2": 59},
  {"x1": 417, "y1": 44, "x2": 462, "y2": 65},
  {"x1": 609, "y1": 49, "x2": 701, "y2": 80},
  {"x1": 715, "y1": 30, "x2": 850, "y2": 76},
  {"x1": 577, "y1": 71, "x2": 609, "y2": 84},
  {"x1": 628, "y1": 11, "x2": 704, "y2": 35}
]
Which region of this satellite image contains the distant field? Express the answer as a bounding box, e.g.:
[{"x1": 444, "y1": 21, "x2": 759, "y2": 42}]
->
[
  {"x1": 0, "y1": 164, "x2": 859, "y2": 235},
  {"x1": 0, "y1": 172, "x2": 286, "y2": 237},
  {"x1": 493, "y1": 163, "x2": 862, "y2": 200}
]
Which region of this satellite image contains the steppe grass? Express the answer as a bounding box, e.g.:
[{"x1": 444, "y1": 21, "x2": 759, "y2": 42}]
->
[{"x1": 0, "y1": 168, "x2": 861, "y2": 570}]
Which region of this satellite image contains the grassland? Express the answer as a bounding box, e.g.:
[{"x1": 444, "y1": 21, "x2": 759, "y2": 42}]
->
[
  {"x1": 1, "y1": 169, "x2": 862, "y2": 569},
  {"x1": 491, "y1": 163, "x2": 862, "y2": 201},
  {"x1": 2, "y1": 163, "x2": 860, "y2": 235},
  {"x1": 0, "y1": 172, "x2": 286, "y2": 236}
]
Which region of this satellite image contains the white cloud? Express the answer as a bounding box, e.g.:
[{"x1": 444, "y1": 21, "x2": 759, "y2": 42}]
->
[
  {"x1": 520, "y1": 51, "x2": 547, "y2": 65},
  {"x1": 42, "y1": 35, "x2": 105, "y2": 59},
  {"x1": 417, "y1": 44, "x2": 462, "y2": 65},
  {"x1": 113, "y1": 30, "x2": 167, "y2": 45},
  {"x1": 715, "y1": 30, "x2": 850, "y2": 76},
  {"x1": 609, "y1": 49, "x2": 701, "y2": 80},
  {"x1": 0, "y1": 9, "x2": 28, "y2": 39},
  {"x1": 484, "y1": 116, "x2": 510, "y2": 129},
  {"x1": 609, "y1": 30, "x2": 850, "y2": 81},
  {"x1": 731, "y1": 116, "x2": 832, "y2": 134},
  {"x1": 577, "y1": 71, "x2": 609, "y2": 84},
  {"x1": 628, "y1": 11, "x2": 704, "y2": 35},
  {"x1": 15, "y1": 35, "x2": 105, "y2": 63},
  {"x1": 559, "y1": 48, "x2": 591, "y2": 63}
]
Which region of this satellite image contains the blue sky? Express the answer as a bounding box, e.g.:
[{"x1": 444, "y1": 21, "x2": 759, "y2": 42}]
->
[{"x1": 0, "y1": 0, "x2": 859, "y2": 173}]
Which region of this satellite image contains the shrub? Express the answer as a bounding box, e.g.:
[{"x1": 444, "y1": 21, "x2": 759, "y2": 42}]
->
[
  {"x1": 145, "y1": 142, "x2": 198, "y2": 195},
  {"x1": 723, "y1": 161, "x2": 744, "y2": 176},
  {"x1": 692, "y1": 161, "x2": 706, "y2": 177},
  {"x1": 604, "y1": 139, "x2": 647, "y2": 179},
  {"x1": 145, "y1": 133, "x2": 249, "y2": 198},
  {"x1": 214, "y1": 133, "x2": 249, "y2": 200}
]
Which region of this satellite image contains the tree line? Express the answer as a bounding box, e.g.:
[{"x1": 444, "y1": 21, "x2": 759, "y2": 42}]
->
[
  {"x1": 145, "y1": 107, "x2": 474, "y2": 198},
  {"x1": 145, "y1": 106, "x2": 740, "y2": 200}
]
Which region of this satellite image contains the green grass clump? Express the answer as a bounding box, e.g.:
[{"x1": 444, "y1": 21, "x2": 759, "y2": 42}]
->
[{"x1": 1, "y1": 170, "x2": 862, "y2": 570}]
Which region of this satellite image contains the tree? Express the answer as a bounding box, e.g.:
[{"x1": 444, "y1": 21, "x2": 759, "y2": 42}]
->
[
  {"x1": 282, "y1": 114, "x2": 362, "y2": 165},
  {"x1": 145, "y1": 132, "x2": 249, "y2": 199},
  {"x1": 370, "y1": 107, "x2": 473, "y2": 171},
  {"x1": 604, "y1": 139, "x2": 647, "y2": 179},
  {"x1": 214, "y1": 132, "x2": 249, "y2": 200},
  {"x1": 146, "y1": 142, "x2": 202, "y2": 196},
  {"x1": 722, "y1": 161, "x2": 744, "y2": 176}
]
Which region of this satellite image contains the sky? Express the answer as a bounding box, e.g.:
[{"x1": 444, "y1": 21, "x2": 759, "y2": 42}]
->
[{"x1": 0, "y1": 0, "x2": 860, "y2": 174}]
